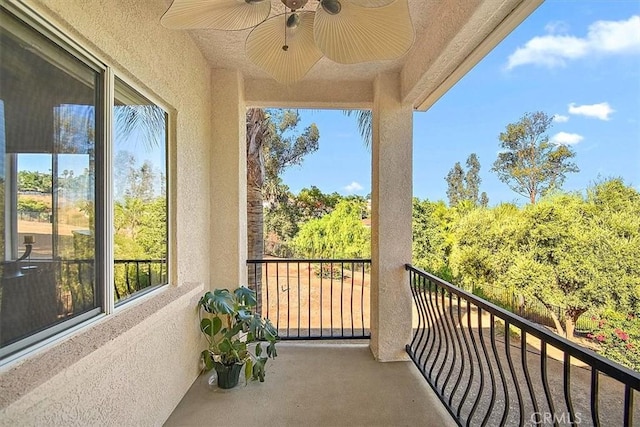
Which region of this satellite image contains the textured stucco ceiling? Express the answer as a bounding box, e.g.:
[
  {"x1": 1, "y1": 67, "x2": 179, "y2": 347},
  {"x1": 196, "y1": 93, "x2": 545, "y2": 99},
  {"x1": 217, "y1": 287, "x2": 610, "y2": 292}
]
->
[
  {"x1": 160, "y1": 0, "x2": 444, "y2": 81},
  {"x1": 158, "y1": 0, "x2": 541, "y2": 108}
]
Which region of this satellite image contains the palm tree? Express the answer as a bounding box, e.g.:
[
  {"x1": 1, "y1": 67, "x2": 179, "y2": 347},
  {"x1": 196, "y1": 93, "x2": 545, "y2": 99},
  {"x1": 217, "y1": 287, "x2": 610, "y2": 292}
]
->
[
  {"x1": 246, "y1": 108, "x2": 268, "y2": 310},
  {"x1": 343, "y1": 110, "x2": 372, "y2": 148}
]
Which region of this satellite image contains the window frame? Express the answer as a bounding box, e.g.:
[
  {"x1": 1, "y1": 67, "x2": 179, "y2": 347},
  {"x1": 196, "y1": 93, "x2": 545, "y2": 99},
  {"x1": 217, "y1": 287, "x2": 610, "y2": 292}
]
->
[{"x1": 0, "y1": 0, "x2": 172, "y2": 362}]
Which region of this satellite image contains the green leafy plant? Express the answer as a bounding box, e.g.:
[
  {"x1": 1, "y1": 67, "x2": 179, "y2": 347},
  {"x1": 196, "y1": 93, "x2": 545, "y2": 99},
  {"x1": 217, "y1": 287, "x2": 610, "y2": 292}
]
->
[{"x1": 198, "y1": 287, "x2": 278, "y2": 384}]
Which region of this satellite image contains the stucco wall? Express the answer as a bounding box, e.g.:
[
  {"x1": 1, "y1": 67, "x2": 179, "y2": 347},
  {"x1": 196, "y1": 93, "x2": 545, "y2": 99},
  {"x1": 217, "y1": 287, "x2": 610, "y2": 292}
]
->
[
  {"x1": 0, "y1": 283, "x2": 204, "y2": 426},
  {"x1": 0, "y1": 0, "x2": 213, "y2": 424}
]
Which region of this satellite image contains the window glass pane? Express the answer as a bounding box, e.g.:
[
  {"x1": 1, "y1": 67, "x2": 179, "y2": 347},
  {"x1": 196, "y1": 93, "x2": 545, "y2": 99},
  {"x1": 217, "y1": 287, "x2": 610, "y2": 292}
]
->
[
  {"x1": 113, "y1": 78, "x2": 167, "y2": 303},
  {"x1": 0, "y1": 10, "x2": 101, "y2": 354}
]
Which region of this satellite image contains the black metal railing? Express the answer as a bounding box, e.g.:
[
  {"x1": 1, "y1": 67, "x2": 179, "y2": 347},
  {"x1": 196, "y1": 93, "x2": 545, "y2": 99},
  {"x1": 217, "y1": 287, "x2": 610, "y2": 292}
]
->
[
  {"x1": 247, "y1": 258, "x2": 371, "y2": 339},
  {"x1": 406, "y1": 264, "x2": 639, "y2": 427},
  {"x1": 55, "y1": 258, "x2": 167, "y2": 313},
  {"x1": 113, "y1": 259, "x2": 167, "y2": 302},
  {"x1": 474, "y1": 283, "x2": 599, "y2": 333}
]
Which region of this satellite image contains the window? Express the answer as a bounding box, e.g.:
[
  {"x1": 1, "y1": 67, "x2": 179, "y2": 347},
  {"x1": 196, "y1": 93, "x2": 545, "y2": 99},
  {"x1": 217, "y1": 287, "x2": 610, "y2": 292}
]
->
[
  {"x1": 113, "y1": 78, "x2": 168, "y2": 304},
  {"x1": 0, "y1": 5, "x2": 168, "y2": 358}
]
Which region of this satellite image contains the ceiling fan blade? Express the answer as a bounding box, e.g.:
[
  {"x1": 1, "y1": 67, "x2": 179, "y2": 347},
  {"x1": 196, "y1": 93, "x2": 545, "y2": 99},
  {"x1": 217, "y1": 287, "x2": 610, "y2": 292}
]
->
[
  {"x1": 161, "y1": 0, "x2": 271, "y2": 30},
  {"x1": 347, "y1": 0, "x2": 395, "y2": 7},
  {"x1": 314, "y1": 0, "x2": 414, "y2": 64},
  {"x1": 246, "y1": 12, "x2": 323, "y2": 84}
]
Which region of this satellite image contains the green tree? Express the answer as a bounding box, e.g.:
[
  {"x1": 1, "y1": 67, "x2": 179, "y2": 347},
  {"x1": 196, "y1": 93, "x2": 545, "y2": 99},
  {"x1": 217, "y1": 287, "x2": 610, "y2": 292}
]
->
[
  {"x1": 293, "y1": 201, "x2": 370, "y2": 259},
  {"x1": 412, "y1": 198, "x2": 451, "y2": 281},
  {"x1": 445, "y1": 162, "x2": 465, "y2": 206},
  {"x1": 17, "y1": 171, "x2": 52, "y2": 193},
  {"x1": 464, "y1": 153, "x2": 481, "y2": 203},
  {"x1": 449, "y1": 202, "x2": 521, "y2": 291},
  {"x1": 446, "y1": 153, "x2": 487, "y2": 207},
  {"x1": 264, "y1": 181, "x2": 300, "y2": 245},
  {"x1": 491, "y1": 111, "x2": 579, "y2": 204},
  {"x1": 17, "y1": 198, "x2": 50, "y2": 213},
  {"x1": 508, "y1": 194, "x2": 610, "y2": 339},
  {"x1": 296, "y1": 186, "x2": 341, "y2": 221}
]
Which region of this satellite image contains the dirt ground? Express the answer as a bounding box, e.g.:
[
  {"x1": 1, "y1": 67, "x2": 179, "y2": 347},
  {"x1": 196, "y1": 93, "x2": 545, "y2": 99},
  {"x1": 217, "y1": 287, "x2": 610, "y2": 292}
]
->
[{"x1": 257, "y1": 259, "x2": 371, "y2": 338}]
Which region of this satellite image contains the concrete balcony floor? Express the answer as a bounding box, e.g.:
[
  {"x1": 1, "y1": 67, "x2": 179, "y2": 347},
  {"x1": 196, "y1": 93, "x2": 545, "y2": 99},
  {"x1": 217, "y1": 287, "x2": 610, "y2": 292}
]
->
[{"x1": 165, "y1": 341, "x2": 455, "y2": 427}]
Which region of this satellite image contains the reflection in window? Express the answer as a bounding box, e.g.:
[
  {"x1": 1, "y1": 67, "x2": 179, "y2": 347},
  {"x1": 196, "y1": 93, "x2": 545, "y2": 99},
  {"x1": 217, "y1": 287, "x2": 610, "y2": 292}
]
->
[
  {"x1": 0, "y1": 9, "x2": 101, "y2": 355},
  {"x1": 113, "y1": 78, "x2": 167, "y2": 303}
]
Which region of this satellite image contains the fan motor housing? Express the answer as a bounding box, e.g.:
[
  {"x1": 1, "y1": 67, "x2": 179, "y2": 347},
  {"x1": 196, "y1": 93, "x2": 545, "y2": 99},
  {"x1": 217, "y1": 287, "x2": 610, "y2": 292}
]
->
[{"x1": 281, "y1": 0, "x2": 309, "y2": 10}]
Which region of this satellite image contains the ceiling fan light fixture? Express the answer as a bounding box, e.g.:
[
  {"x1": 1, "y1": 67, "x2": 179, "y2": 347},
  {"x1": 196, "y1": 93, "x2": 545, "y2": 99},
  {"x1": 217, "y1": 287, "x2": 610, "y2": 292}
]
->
[
  {"x1": 320, "y1": 0, "x2": 341, "y2": 15},
  {"x1": 246, "y1": 12, "x2": 323, "y2": 84},
  {"x1": 286, "y1": 13, "x2": 300, "y2": 29}
]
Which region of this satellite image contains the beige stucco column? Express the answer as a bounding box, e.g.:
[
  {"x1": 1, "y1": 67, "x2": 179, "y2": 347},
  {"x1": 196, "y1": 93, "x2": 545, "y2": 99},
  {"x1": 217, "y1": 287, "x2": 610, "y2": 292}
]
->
[
  {"x1": 370, "y1": 72, "x2": 413, "y2": 361},
  {"x1": 209, "y1": 69, "x2": 248, "y2": 289}
]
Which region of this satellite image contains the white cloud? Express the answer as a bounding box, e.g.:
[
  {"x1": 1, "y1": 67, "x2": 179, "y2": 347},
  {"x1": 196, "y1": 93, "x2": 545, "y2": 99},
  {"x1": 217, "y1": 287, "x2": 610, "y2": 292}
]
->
[
  {"x1": 545, "y1": 21, "x2": 570, "y2": 35},
  {"x1": 344, "y1": 181, "x2": 363, "y2": 193},
  {"x1": 568, "y1": 102, "x2": 615, "y2": 120},
  {"x1": 550, "y1": 132, "x2": 584, "y2": 145},
  {"x1": 553, "y1": 114, "x2": 569, "y2": 123},
  {"x1": 506, "y1": 15, "x2": 640, "y2": 69}
]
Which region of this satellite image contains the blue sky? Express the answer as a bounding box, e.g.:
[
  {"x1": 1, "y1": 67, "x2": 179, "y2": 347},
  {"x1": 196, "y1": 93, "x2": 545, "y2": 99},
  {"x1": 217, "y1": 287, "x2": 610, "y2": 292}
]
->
[{"x1": 282, "y1": 1, "x2": 640, "y2": 205}]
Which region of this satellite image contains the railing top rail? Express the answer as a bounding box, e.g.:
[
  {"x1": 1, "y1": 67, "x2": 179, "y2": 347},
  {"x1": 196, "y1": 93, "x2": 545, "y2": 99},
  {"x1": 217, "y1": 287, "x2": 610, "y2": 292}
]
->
[
  {"x1": 247, "y1": 258, "x2": 371, "y2": 264},
  {"x1": 405, "y1": 263, "x2": 640, "y2": 389},
  {"x1": 114, "y1": 259, "x2": 167, "y2": 263},
  {"x1": 3, "y1": 259, "x2": 167, "y2": 263}
]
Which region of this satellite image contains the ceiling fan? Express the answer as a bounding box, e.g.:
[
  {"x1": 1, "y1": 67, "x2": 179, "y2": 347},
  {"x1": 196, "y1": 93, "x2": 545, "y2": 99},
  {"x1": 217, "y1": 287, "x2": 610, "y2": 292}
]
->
[{"x1": 161, "y1": 0, "x2": 414, "y2": 84}]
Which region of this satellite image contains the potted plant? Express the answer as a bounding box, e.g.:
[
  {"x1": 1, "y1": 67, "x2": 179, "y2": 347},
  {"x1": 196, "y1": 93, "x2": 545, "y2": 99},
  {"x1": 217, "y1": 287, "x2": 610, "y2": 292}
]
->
[{"x1": 198, "y1": 286, "x2": 278, "y2": 389}]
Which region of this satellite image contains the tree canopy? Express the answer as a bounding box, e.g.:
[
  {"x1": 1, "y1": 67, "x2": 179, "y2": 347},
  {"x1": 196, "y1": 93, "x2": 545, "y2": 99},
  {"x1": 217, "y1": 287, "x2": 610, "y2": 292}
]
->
[
  {"x1": 293, "y1": 200, "x2": 370, "y2": 259},
  {"x1": 448, "y1": 179, "x2": 640, "y2": 345},
  {"x1": 491, "y1": 111, "x2": 579, "y2": 204},
  {"x1": 446, "y1": 153, "x2": 488, "y2": 207}
]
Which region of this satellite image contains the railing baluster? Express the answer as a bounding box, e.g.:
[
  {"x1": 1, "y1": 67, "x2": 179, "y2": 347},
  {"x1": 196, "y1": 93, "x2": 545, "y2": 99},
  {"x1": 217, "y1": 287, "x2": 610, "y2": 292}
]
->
[
  {"x1": 456, "y1": 297, "x2": 475, "y2": 420},
  {"x1": 407, "y1": 271, "x2": 421, "y2": 351},
  {"x1": 466, "y1": 305, "x2": 484, "y2": 426},
  {"x1": 563, "y1": 352, "x2": 577, "y2": 426},
  {"x1": 340, "y1": 262, "x2": 344, "y2": 337},
  {"x1": 350, "y1": 262, "x2": 355, "y2": 337},
  {"x1": 434, "y1": 287, "x2": 451, "y2": 390},
  {"x1": 414, "y1": 274, "x2": 431, "y2": 367},
  {"x1": 330, "y1": 261, "x2": 334, "y2": 338},
  {"x1": 286, "y1": 262, "x2": 290, "y2": 338},
  {"x1": 590, "y1": 367, "x2": 600, "y2": 427},
  {"x1": 319, "y1": 262, "x2": 323, "y2": 338},
  {"x1": 265, "y1": 262, "x2": 270, "y2": 320},
  {"x1": 504, "y1": 320, "x2": 524, "y2": 426},
  {"x1": 477, "y1": 312, "x2": 496, "y2": 427},
  {"x1": 308, "y1": 261, "x2": 311, "y2": 338},
  {"x1": 426, "y1": 279, "x2": 443, "y2": 379},
  {"x1": 297, "y1": 261, "x2": 301, "y2": 338},
  {"x1": 361, "y1": 262, "x2": 365, "y2": 336},
  {"x1": 521, "y1": 332, "x2": 541, "y2": 423},
  {"x1": 276, "y1": 264, "x2": 281, "y2": 334},
  {"x1": 490, "y1": 315, "x2": 510, "y2": 426},
  {"x1": 446, "y1": 293, "x2": 465, "y2": 408},
  {"x1": 623, "y1": 384, "x2": 633, "y2": 427},
  {"x1": 135, "y1": 261, "x2": 140, "y2": 291},
  {"x1": 439, "y1": 291, "x2": 458, "y2": 396},
  {"x1": 540, "y1": 343, "x2": 559, "y2": 427}
]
